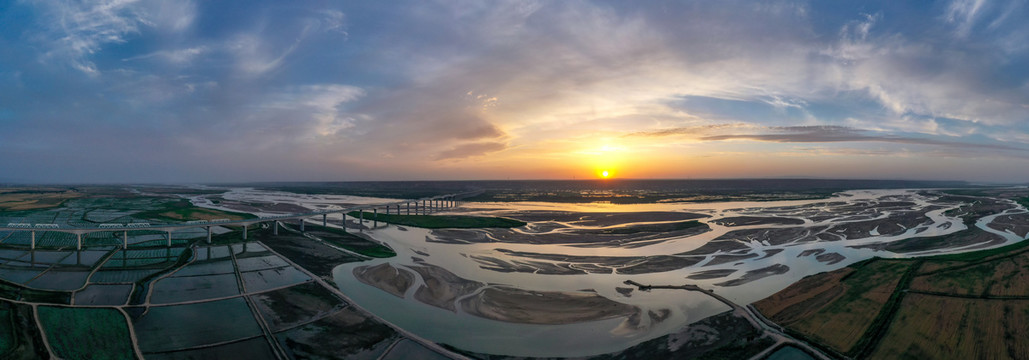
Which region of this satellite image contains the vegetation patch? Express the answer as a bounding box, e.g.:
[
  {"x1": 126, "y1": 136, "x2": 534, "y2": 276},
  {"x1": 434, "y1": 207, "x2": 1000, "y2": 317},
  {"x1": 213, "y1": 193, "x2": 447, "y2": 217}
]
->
[
  {"x1": 758, "y1": 232, "x2": 1029, "y2": 359},
  {"x1": 870, "y1": 295, "x2": 1029, "y2": 359},
  {"x1": 925, "y1": 237, "x2": 1029, "y2": 262},
  {"x1": 294, "y1": 224, "x2": 396, "y2": 258},
  {"x1": 346, "y1": 211, "x2": 525, "y2": 229},
  {"x1": 753, "y1": 259, "x2": 912, "y2": 354},
  {"x1": 132, "y1": 199, "x2": 257, "y2": 222},
  {"x1": 0, "y1": 188, "x2": 82, "y2": 212},
  {"x1": 0, "y1": 279, "x2": 71, "y2": 304},
  {"x1": 0, "y1": 306, "x2": 12, "y2": 356},
  {"x1": 37, "y1": 306, "x2": 135, "y2": 360}
]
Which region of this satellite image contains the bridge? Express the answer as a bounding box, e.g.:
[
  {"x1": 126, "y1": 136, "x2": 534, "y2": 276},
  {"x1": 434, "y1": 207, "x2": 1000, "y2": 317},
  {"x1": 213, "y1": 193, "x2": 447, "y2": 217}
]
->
[{"x1": 0, "y1": 190, "x2": 483, "y2": 250}]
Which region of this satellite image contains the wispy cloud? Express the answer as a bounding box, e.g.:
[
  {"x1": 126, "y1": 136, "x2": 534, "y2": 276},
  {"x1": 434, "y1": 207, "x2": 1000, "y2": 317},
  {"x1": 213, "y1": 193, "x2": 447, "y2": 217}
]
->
[
  {"x1": 700, "y1": 125, "x2": 1026, "y2": 152},
  {"x1": 122, "y1": 46, "x2": 207, "y2": 64},
  {"x1": 28, "y1": 0, "x2": 196, "y2": 74},
  {"x1": 435, "y1": 141, "x2": 508, "y2": 160}
]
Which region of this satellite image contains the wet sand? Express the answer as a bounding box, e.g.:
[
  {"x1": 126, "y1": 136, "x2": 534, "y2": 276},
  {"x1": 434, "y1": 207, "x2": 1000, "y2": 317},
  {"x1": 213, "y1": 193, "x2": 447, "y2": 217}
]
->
[
  {"x1": 716, "y1": 264, "x2": 790, "y2": 287},
  {"x1": 459, "y1": 286, "x2": 640, "y2": 325},
  {"x1": 408, "y1": 263, "x2": 484, "y2": 312},
  {"x1": 353, "y1": 263, "x2": 414, "y2": 298},
  {"x1": 495, "y1": 211, "x2": 707, "y2": 226}
]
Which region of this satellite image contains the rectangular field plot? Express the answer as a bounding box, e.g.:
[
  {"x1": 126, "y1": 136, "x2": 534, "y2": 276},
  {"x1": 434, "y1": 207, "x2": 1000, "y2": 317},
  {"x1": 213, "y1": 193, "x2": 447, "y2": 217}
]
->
[
  {"x1": 193, "y1": 246, "x2": 232, "y2": 261},
  {"x1": 233, "y1": 242, "x2": 269, "y2": 255},
  {"x1": 275, "y1": 307, "x2": 398, "y2": 360},
  {"x1": 37, "y1": 306, "x2": 135, "y2": 360},
  {"x1": 18, "y1": 251, "x2": 71, "y2": 265},
  {"x1": 26, "y1": 270, "x2": 90, "y2": 291},
  {"x1": 0, "y1": 267, "x2": 46, "y2": 284},
  {"x1": 57, "y1": 250, "x2": 111, "y2": 267},
  {"x1": 235, "y1": 255, "x2": 289, "y2": 272},
  {"x1": 145, "y1": 336, "x2": 277, "y2": 360},
  {"x1": 91, "y1": 269, "x2": 163, "y2": 283},
  {"x1": 173, "y1": 260, "x2": 235, "y2": 277},
  {"x1": 36, "y1": 232, "x2": 77, "y2": 248},
  {"x1": 150, "y1": 273, "x2": 240, "y2": 304},
  {"x1": 250, "y1": 282, "x2": 345, "y2": 332},
  {"x1": 103, "y1": 258, "x2": 174, "y2": 268},
  {"x1": 134, "y1": 238, "x2": 192, "y2": 247},
  {"x1": 125, "y1": 248, "x2": 187, "y2": 259},
  {"x1": 241, "y1": 267, "x2": 310, "y2": 292},
  {"x1": 127, "y1": 234, "x2": 169, "y2": 246},
  {"x1": 754, "y1": 259, "x2": 913, "y2": 354},
  {"x1": 0, "y1": 249, "x2": 28, "y2": 263},
  {"x1": 133, "y1": 297, "x2": 263, "y2": 353},
  {"x1": 0, "y1": 307, "x2": 11, "y2": 354},
  {"x1": 1, "y1": 232, "x2": 33, "y2": 246},
  {"x1": 871, "y1": 295, "x2": 1029, "y2": 359},
  {"x1": 73, "y1": 284, "x2": 133, "y2": 306},
  {"x1": 101, "y1": 249, "x2": 181, "y2": 269},
  {"x1": 82, "y1": 209, "x2": 134, "y2": 223},
  {"x1": 381, "y1": 339, "x2": 451, "y2": 360},
  {"x1": 83, "y1": 232, "x2": 122, "y2": 247}
]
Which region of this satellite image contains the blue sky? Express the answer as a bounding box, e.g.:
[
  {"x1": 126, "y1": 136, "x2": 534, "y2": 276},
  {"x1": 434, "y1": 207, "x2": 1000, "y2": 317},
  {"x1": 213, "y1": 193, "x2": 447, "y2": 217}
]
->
[{"x1": 1, "y1": 0, "x2": 1028, "y2": 183}]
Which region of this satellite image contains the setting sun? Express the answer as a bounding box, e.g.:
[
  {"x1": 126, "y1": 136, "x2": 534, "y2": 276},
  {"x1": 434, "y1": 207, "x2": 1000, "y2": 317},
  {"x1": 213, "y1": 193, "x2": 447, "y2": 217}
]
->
[{"x1": 601, "y1": 170, "x2": 610, "y2": 178}]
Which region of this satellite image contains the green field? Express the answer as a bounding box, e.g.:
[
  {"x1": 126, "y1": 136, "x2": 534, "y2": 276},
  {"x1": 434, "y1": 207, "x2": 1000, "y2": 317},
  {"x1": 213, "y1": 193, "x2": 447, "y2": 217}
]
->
[
  {"x1": 0, "y1": 279, "x2": 71, "y2": 304},
  {"x1": 37, "y1": 306, "x2": 135, "y2": 360},
  {"x1": 754, "y1": 259, "x2": 913, "y2": 356},
  {"x1": 346, "y1": 211, "x2": 526, "y2": 229},
  {"x1": 0, "y1": 306, "x2": 12, "y2": 355},
  {"x1": 291, "y1": 224, "x2": 396, "y2": 258},
  {"x1": 757, "y1": 236, "x2": 1029, "y2": 359},
  {"x1": 132, "y1": 199, "x2": 258, "y2": 222}
]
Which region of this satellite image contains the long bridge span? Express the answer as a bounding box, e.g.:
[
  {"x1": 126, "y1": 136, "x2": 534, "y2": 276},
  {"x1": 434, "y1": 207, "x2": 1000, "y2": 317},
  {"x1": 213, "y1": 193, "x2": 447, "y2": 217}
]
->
[{"x1": 0, "y1": 190, "x2": 483, "y2": 250}]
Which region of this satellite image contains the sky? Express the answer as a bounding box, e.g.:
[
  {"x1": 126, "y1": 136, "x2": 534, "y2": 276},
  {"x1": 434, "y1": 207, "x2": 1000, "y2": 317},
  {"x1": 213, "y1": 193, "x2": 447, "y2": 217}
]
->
[{"x1": 1, "y1": 0, "x2": 1028, "y2": 183}]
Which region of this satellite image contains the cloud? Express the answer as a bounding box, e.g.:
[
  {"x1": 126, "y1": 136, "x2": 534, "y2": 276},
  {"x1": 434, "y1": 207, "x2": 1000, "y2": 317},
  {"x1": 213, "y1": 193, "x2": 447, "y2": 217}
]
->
[
  {"x1": 435, "y1": 141, "x2": 508, "y2": 160},
  {"x1": 122, "y1": 46, "x2": 207, "y2": 64},
  {"x1": 230, "y1": 33, "x2": 306, "y2": 76},
  {"x1": 944, "y1": 0, "x2": 987, "y2": 37},
  {"x1": 6, "y1": 1, "x2": 1029, "y2": 182},
  {"x1": 27, "y1": 0, "x2": 196, "y2": 74},
  {"x1": 699, "y1": 125, "x2": 1026, "y2": 152},
  {"x1": 626, "y1": 124, "x2": 751, "y2": 137}
]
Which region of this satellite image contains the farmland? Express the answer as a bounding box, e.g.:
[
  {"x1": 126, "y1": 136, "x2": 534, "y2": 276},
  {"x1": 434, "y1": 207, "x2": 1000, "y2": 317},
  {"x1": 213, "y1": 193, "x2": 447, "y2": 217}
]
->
[
  {"x1": 36, "y1": 306, "x2": 135, "y2": 360},
  {"x1": 0, "y1": 186, "x2": 450, "y2": 359},
  {"x1": 755, "y1": 234, "x2": 1029, "y2": 359},
  {"x1": 754, "y1": 259, "x2": 913, "y2": 355}
]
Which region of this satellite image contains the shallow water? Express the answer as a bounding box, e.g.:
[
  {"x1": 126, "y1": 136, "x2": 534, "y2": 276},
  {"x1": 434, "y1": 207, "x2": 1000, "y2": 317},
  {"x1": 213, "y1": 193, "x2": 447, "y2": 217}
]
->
[{"x1": 199, "y1": 188, "x2": 1027, "y2": 357}]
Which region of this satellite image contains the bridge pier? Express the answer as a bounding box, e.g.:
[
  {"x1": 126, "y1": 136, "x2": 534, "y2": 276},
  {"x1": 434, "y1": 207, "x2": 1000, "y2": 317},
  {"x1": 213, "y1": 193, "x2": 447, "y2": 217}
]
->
[
  {"x1": 30, "y1": 231, "x2": 35, "y2": 250},
  {"x1": 373, "y1": 208, "x2": 378, "y2": 228},
  {"x1": 207, "y1": 226, "x2": 212, "y2": 244},
  {"x1": 322, "y1": 214, "x2": 327, "y2": 227},
  {"x1": 359, "y1": 210, "x2": 364, "y2": 232},
  {"x1": 300, "y1": 219, "x2": 305, "y2": 232},
  {"x1": 123, "y1": 231, "x2": 128, "y2": 249},
  {"x1": 167, "y1": 231, "x2": 172, "y2": 247},
  {"x1": 340, "y1": 215, "x2": 346, "y2": 231},
  {"x1": 273, "y1": 221, "x2": 279, "y2": 235},
  {"x1": 407, "y1": 202, "x2": 411, "y2": 215},
  {"x1": 242, "y1": 224, "x2": 248, "y2": 240},
  {"x1": 77, "y1": 233, "x2": 82, "y2": 250}
]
